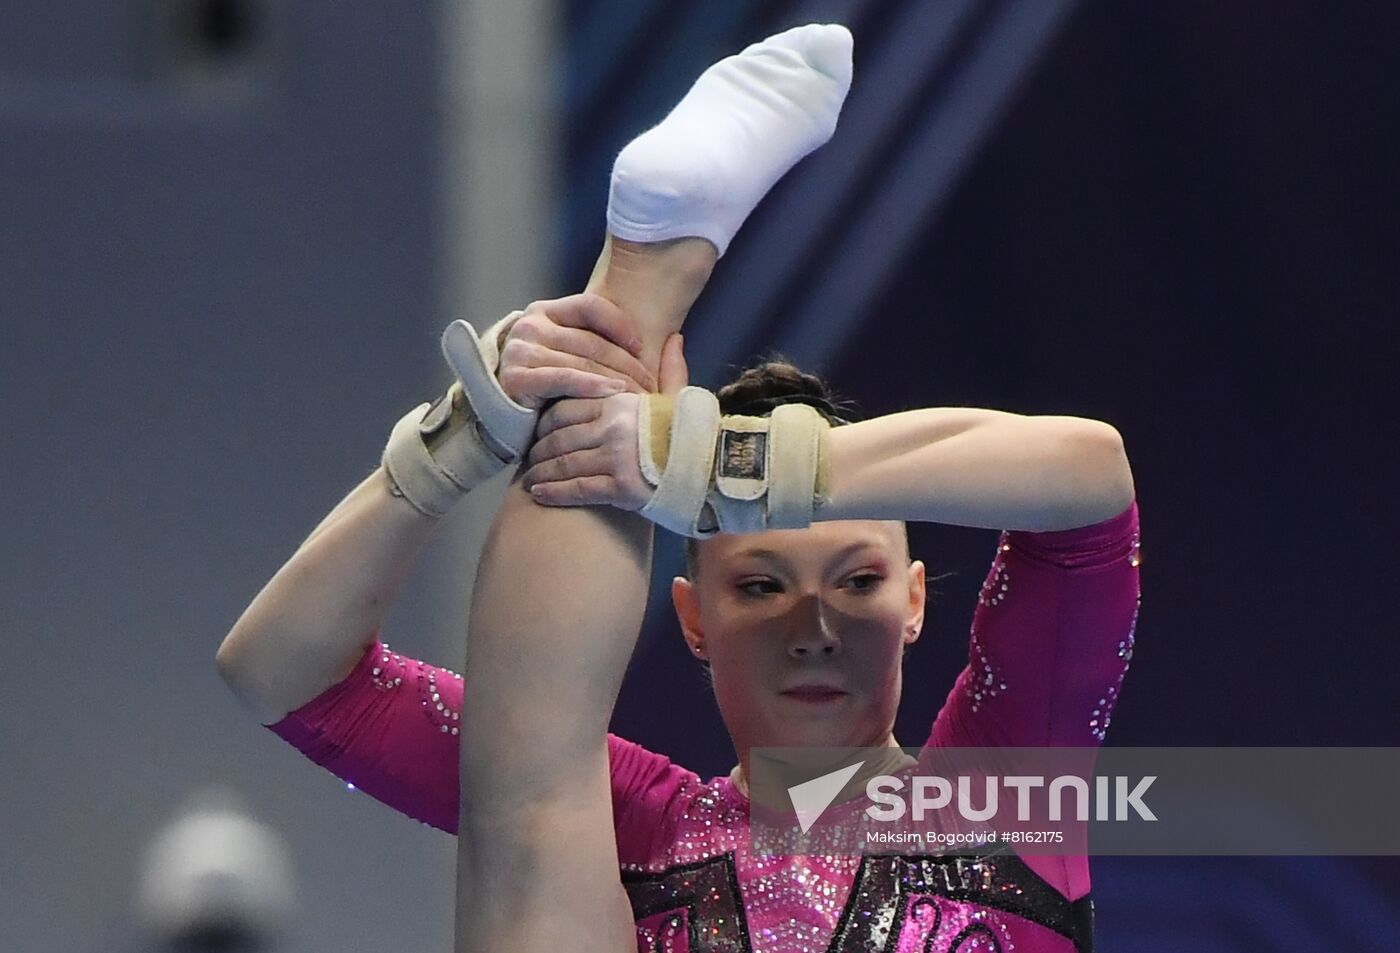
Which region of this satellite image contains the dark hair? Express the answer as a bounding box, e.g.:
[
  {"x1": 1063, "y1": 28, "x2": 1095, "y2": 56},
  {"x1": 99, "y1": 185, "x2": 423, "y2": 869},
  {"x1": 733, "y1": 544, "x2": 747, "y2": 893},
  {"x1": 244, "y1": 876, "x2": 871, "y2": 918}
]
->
[
  {"x1": 683, "y1": 358, "x2": 881, "y2": 579},
  {"x1": 716, "y1": 358, "x2": 855, "y2": 424}
]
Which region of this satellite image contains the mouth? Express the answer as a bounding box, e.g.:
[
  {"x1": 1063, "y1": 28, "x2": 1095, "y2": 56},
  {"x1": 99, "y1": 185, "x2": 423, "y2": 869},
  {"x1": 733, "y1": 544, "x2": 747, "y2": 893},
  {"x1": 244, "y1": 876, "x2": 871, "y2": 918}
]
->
[{"x1": 780, "y1": 685, "x2": 849, "y2": 704}]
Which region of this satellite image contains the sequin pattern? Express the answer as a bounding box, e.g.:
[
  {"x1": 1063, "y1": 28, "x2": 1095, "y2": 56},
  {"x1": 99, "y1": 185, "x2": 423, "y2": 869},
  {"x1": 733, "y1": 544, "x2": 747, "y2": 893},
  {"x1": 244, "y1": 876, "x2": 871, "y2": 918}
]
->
[
  {"x1": 977, "y1": 541, "x2": 1013, "y2": 608},
  {"x1": 372, "y1": 641, "x2": 463, "y2": 737},
  {"x1": 621, "y1": 778, "x2": 1081, "y2": 953},
  {"x1": 966, "y1": 541, "x2": 1013, "y2": 714},
  {"x1": 896, "y1": 900, "x2": 1014, "y2": 952},
  {"x1": 626, "y1": 782, "x2": 857, "y2": 951},
  {"x1": 635, "y1": 911, "x2": 689, "y2": 952},
  {"x1": 369, "y1": 641, "x2": 404, "y2": 691},
  {"x1": 1089, "y1": 530, "x2": 1141, "y2": 742}
]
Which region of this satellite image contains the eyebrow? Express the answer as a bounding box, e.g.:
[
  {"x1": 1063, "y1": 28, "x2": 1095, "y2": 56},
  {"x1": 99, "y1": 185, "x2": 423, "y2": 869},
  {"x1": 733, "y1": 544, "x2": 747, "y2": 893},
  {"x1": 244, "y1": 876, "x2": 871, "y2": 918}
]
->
[{"x1": 730, "y1": 540, "x2": 889, "y2": 569}]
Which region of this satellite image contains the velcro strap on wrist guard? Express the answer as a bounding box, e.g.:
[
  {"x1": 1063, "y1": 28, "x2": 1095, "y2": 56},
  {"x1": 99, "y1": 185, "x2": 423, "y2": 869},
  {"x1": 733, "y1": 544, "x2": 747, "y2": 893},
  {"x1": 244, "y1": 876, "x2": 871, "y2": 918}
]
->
[
  {"x1": 382, "y1": 382, "x2": 511, "y2": 518},
  {"x1": 757, "y1": 402, "x2": 828, "y2": 529},
  {"x1": 440, "y1": 311, "x2": 536, "y2": 461},
  {"x1": 635, "y1": 388, "x2": 831, "y2": 538},
  {"x1": 707, "y1": 403, "x2": 828, "y2": 534},
  {"x1": 637, "y1": 387, "x2": 722, "y2": 537}
]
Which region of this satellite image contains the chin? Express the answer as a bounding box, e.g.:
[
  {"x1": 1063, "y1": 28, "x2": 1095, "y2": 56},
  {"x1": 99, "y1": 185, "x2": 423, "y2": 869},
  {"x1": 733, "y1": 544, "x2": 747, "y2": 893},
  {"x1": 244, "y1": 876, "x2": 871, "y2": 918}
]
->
[{"x1": 763, "y1": 716, "x2": 862, "y2": 750}]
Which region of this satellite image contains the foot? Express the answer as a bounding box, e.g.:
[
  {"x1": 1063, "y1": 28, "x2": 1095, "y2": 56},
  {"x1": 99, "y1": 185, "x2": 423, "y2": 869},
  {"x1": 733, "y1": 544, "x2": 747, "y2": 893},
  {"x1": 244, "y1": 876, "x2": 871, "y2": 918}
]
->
[{"x1": 606, "y1": 23, "x2": 854, "y2": 257}]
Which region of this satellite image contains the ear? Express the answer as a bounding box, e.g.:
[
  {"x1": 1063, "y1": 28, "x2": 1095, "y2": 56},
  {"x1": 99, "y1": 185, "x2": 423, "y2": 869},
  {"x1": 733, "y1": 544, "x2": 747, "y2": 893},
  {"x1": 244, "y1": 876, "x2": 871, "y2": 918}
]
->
[
  {"x1": 904, "y1": 560, "x2": 926, "y2": 645},
  {"x1": 671, "y1": 575, "x2": 707, "y2": 659}
]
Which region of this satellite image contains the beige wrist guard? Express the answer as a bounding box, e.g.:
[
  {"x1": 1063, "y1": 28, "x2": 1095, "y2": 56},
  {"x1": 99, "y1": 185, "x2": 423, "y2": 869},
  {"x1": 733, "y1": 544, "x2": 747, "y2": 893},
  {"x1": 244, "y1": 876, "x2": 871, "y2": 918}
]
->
[
  {"x1": 440, "y1": 311, "x2": 536, "y2": 460},
  {"x1": 381, "y1": 312, "x2": 528, "y2": 518},
  {"x1": 382, "y1": 382, "x2": 510, "y2": 518},
  {"x1": 637, "y1": 386, "x2": 831, "y2": 538}
]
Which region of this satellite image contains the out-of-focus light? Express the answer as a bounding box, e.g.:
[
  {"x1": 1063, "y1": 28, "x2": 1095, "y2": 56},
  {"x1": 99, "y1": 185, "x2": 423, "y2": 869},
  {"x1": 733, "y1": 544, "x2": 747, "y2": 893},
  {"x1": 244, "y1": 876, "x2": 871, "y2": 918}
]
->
[{"x1": 136, "y1": 787, "x2": 296, "y2": 952}]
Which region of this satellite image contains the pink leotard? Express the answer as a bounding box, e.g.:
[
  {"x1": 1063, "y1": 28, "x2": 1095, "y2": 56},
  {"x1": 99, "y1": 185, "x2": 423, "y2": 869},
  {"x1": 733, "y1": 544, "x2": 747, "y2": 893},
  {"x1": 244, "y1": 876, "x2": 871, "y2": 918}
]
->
[{"x1": 269, "y1": 500, "x2": 1140, "y2": 952}]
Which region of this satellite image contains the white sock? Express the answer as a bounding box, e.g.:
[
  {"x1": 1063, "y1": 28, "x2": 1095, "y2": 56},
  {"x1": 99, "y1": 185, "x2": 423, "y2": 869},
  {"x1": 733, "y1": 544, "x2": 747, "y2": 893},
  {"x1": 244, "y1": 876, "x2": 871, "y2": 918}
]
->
[{"x1": 606, "y1": 23, "x2": 854, "y2": 257}]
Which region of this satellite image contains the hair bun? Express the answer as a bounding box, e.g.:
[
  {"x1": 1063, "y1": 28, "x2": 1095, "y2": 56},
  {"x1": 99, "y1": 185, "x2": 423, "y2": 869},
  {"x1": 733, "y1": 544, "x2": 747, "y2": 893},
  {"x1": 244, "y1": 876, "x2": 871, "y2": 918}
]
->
[{"x1": 717, "y1": 358, "x2": 854, "y2": 424}]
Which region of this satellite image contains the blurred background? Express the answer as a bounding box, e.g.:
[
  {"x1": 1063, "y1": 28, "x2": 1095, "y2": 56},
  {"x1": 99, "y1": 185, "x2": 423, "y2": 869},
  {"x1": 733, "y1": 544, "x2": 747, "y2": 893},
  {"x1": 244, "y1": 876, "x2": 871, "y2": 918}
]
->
[{"x1": 2, "y1": 0, "x2": 1397, "y2": 950}]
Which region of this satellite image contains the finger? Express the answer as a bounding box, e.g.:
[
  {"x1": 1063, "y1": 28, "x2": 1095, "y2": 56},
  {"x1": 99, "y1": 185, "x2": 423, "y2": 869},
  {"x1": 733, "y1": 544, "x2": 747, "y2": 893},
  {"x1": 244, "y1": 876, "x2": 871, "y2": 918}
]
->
[
  {"x1": 536, "y1": 397, "x2": 603, "y2": 437},
  {"x1": 526, "y1": 422, "x2": 604, "y2": 468},
  {"x1": 501, "y1": 365, "x2": 629, "y2": 407},
  {"x1": 509, "y1": 315, "x2": 653, "y2": 389},
  {"x1": 538, "y1": 324, "x2": 656, "y2": 391},
  {"x1": 658, "y1": 332, "x2": 689, "y2": 395},
  {"x1": 513, "y1": 341, "x2": 648, "y2": 394},
  {"x1": 529, "y1": 476, "x2": 623, "y2": 508},
  {"x1": 543, "y1": 294, "x2": 644, "y2": 357},
  {"x1": 520, "y1": 447, "x2": 613, "y2": 489}
]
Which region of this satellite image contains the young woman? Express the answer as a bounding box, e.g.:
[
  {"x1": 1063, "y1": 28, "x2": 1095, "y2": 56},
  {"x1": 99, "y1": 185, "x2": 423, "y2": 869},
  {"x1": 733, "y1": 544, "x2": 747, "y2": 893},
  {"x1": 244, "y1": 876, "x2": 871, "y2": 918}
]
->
[
  {"x1": 218, "y1": 23, "x2": 1140, "y2": 953},
  {"x1": 520, "y1": 360, "x2": 1139, "y2": 953}
]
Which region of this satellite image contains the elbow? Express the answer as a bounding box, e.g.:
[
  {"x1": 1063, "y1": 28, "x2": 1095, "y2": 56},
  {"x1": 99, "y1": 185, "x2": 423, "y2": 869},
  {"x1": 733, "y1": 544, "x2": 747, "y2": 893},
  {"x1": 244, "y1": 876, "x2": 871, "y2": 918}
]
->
[
  {"x1": 215, "y1": 624, "x2": 263, "y2": 701},
  {"x1": 215, "y1": 632, "x2": 246, "y2": 691},
  {"x1": 215, "y1": 631, "x2": 288, "y2": 725},
  {"x1": 215, "y1": 637, "x2": 237, "y2": 681},
  {"x1": 1069, "y1": 420, "x2": 1136, "y2": 520}
]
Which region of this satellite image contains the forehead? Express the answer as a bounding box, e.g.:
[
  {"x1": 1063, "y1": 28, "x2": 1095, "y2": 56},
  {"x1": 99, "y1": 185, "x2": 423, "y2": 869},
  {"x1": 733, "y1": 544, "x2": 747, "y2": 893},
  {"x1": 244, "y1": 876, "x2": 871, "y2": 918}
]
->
[{"x1": 698, "y1": 520, "x2": 906, "y2": 572}]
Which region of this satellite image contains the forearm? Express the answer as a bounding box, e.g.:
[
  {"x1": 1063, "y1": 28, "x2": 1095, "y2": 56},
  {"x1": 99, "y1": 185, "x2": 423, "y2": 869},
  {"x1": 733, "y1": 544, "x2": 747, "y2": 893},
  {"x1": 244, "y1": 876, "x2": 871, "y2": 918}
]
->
[
  {"x1": 818, "y1": 408, "x2": 1135, "y2": 532},
  {"x1": 217, "y1": 465, "x2": 439, "y2": 724}
]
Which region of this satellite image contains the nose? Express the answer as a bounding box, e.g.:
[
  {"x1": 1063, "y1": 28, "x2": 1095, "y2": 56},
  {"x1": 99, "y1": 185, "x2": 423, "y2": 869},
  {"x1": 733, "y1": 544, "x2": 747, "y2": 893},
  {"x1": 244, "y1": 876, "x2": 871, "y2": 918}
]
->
[{"x1": 785, "y1": 592, "x2": 841, "y2": 659}]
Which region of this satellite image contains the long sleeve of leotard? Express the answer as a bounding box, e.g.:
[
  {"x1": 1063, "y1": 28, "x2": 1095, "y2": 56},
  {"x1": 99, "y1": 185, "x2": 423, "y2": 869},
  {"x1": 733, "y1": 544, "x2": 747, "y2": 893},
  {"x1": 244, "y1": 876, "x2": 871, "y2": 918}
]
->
[
  {"x1": 924, "y1": 497, "x2": 1142, "y2": 899},
  {"x1": 926, "y1": 497, "x2": 1141, "y2": 748},
  {"x1": 266, "y1": 639, "x2": 689, "y2": 845}
]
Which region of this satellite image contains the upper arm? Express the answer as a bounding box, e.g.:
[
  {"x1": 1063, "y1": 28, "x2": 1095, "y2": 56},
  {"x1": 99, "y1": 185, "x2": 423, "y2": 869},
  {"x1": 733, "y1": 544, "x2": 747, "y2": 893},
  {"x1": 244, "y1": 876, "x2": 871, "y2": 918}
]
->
[
  {"x1": 922, "y1": 500, "x2": 1140, "y2": 899},
  {"x1": 265, "y1": 637, "x2": 691, "y2": 847},
  {"x1": 267, "y1": 638, "x2": 465, "y2": 833},
  {"x1": 927, "y1": 497, "x2": 1142, "y2": 749}
]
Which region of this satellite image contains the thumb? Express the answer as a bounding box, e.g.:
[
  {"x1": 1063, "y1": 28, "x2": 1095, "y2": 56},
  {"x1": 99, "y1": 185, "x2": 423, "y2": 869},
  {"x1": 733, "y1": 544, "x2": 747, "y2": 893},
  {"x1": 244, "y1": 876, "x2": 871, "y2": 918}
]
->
[{"x1": 659, "y1": 332, "x2": 689, "y2": 395}]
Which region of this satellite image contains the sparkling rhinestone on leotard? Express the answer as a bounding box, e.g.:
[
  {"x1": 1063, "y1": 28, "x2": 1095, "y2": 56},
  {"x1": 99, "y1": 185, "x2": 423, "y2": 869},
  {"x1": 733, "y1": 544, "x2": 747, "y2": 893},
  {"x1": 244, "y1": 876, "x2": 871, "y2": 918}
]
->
[
  {"x1": 977, "y1": 540, "x2": 1013, "y2": 608},
  {"x1": 425, "y1": 653, "x2": 462, "y2": 747},
  {"x1": 620, "y1": 773, "x2": 1084, "y2": 953},
  {"x1": 966, "y1": 541, "x2": 1014, "y2": 713},
  {"x1": 1089, "y1": 533, "x2": 1142, "y2": 741},
  {"x1": 371, "y1": 642, "x2": 402, "y2": 690},
  {"x1": 965, "y1": 622, "x2": 1008, "y2": 715}
]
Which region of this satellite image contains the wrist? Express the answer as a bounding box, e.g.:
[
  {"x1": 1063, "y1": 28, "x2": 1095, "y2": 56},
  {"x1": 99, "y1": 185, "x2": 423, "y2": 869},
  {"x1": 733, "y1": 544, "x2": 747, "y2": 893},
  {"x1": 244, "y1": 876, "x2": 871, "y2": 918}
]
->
[
  {"x1": 635, "y1": 387, "x2": 829, "y2": 537},
  {"x1": 381, "y1": 382, "x2": 513, "y2": 520}
]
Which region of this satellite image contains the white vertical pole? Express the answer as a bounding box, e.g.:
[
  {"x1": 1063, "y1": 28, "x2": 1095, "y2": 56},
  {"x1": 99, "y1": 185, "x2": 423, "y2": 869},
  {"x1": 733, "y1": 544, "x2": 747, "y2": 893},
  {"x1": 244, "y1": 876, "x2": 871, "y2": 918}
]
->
[
  {"x1": 436, "y1": 0, "x2": 561, "y2": 659},
  {"x1": 433, "y1": 4, "x2": 560, "y2": 946}
]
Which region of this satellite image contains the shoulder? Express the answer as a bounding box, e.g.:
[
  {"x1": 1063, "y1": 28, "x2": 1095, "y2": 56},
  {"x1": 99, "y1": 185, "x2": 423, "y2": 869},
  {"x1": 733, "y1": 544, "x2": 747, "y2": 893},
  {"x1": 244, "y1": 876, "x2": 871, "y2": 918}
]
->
[{"x1": 607, "y1": 734, "x2": 700, "y2": 795}]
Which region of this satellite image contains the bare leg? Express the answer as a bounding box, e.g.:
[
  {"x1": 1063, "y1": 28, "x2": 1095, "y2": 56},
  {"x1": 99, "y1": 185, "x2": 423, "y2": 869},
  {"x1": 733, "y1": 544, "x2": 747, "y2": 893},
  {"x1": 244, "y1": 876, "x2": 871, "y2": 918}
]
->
[
  {"x1": 454, "y1": 23, "x2": 853, "y2": 950},
  {"x1": 454, "y1": 235, "x2": 715, "y2": 952}
]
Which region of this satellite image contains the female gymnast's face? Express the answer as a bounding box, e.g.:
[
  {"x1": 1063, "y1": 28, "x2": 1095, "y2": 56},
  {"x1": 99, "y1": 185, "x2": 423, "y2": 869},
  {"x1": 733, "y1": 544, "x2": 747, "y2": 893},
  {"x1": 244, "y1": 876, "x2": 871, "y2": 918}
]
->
[{"x1": 671, "y1": 520, "x2": 925, "y2": 754}]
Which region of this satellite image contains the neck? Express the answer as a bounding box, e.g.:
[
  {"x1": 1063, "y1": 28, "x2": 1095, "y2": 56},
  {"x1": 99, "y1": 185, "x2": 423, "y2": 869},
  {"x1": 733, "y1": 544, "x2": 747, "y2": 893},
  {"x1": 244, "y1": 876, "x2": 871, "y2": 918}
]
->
[{"x1": 729, "y1": 732, "x2": 903, "y2": 799}]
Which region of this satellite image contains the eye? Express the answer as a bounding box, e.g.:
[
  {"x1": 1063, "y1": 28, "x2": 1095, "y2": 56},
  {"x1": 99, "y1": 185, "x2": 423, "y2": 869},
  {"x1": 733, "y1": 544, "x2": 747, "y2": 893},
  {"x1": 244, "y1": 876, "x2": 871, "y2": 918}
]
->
[
  {"x1": 844, "y1": 572, "x2": 884, "y2": 593},
  {"x1": 737, "y1": 578, "x2": 782, "y2": 597}
]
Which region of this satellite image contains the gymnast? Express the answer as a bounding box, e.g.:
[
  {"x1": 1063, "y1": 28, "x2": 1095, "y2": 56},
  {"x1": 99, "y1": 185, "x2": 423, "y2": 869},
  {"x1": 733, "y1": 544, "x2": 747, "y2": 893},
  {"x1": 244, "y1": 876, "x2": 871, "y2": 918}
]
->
[{"x1": 217, "y1": 23, "x2": 1141, "y2": 953}]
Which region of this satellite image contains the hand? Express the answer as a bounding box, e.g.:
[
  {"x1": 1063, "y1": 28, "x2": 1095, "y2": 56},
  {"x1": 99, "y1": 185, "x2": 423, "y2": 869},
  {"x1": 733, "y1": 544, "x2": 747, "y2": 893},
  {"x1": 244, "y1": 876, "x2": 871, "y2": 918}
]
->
[
  {"x1": 495, "y1": 294, "x2": 657, "y2": 411},
  {"x1": 523, "y1": 333, "x2": 688, "y2": 509}
]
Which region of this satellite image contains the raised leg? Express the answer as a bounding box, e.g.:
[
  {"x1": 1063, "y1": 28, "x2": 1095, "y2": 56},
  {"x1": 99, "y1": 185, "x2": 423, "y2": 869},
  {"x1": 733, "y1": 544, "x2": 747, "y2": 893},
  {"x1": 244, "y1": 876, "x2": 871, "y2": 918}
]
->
[{"x1": 453, "y1": 24, "x2": 853, "y2": 953}]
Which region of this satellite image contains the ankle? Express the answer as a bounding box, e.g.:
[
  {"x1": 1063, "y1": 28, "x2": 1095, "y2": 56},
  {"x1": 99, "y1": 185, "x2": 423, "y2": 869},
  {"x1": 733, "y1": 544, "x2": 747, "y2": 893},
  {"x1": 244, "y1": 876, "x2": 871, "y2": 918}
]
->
[
  {"x1": 587, "y1": 236, "x2": 717, "y2": 355},
  {"x1": 609, "y1": 235, "x2": 717, "y2": 286}
]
